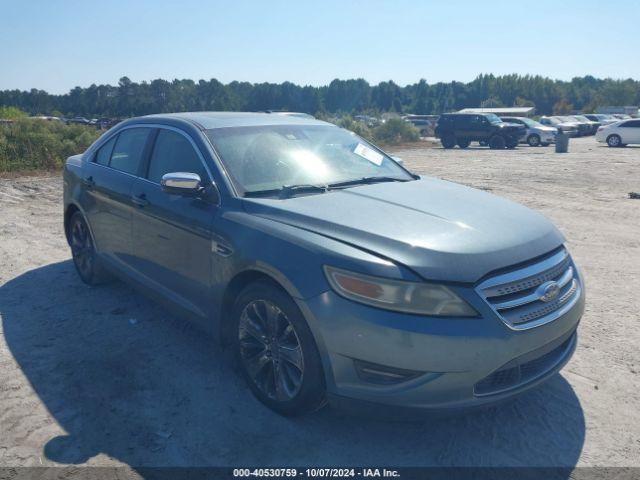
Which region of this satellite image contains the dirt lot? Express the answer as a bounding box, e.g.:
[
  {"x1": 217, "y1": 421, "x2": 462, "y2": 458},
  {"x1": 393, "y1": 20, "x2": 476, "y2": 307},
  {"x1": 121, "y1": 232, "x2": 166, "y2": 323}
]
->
[{"x1": 0, "y1": 137, "x2": 639, "y2": 472}]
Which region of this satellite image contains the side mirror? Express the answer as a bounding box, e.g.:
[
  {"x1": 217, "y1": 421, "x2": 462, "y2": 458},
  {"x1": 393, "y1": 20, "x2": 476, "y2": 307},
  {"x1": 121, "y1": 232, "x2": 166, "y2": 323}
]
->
[
  {"x1": 391, "y1": 156, "x2": 404, "y2": 165},
  {"x1": 161, "y1": 172, "x2": 202, "y2": 196}
]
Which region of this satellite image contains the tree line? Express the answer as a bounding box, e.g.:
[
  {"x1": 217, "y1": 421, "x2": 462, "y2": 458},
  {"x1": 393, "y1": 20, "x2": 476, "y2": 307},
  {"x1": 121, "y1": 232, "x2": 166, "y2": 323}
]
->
[{"x1": 1, "y1": 74, "x2": 638, "y2": 118}]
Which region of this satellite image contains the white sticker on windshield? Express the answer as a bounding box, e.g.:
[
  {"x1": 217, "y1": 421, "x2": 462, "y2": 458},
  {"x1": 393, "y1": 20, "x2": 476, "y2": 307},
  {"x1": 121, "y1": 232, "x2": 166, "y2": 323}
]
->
[{"x1": 354, "y1": 143, "x2": 384, "y2": 166}]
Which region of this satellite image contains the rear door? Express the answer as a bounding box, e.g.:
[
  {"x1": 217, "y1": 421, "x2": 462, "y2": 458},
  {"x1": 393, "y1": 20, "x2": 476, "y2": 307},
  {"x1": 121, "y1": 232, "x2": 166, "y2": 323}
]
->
[
  {"x1": 130, "y1": 127, "x2": 217, "y2": 317},
  {"x1": 82, "y1": 126, "x2": 153, "y2": 268},
  {"x1": 454, "y1": 115, "x2": 474, "y2": 139},
  {"x1": 469, "y1": 115, "x2": 488, "y2": 139}
]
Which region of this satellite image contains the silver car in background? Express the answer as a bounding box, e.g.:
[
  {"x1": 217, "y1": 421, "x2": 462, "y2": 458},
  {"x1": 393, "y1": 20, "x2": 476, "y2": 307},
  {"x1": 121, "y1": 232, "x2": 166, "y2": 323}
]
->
[
  {"x1": 500, "y1": 116, "x2": 558, "y2": 146},
  {"x1": 539, "y1": 116, "x2": 579, "y2": 137}
]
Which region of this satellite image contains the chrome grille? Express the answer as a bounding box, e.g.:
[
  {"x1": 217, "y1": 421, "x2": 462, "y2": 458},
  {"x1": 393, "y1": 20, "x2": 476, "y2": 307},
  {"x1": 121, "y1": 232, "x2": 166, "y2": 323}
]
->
[{"x1": 477, "y1": 248, "x2": 581, "y2": 330}]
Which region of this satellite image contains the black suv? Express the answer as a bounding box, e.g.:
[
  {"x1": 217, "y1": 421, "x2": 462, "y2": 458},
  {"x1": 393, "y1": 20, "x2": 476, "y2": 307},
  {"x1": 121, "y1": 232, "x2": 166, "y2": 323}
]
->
[{"x1": 435, "y1": 113, "x2": 526, "y2": 149}]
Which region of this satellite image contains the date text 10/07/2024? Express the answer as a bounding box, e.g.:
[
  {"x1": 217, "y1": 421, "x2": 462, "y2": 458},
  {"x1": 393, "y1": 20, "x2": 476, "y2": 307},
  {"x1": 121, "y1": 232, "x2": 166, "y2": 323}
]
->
[{"x1": 233, "y1": 469, "x2": 401, "y2": 478}]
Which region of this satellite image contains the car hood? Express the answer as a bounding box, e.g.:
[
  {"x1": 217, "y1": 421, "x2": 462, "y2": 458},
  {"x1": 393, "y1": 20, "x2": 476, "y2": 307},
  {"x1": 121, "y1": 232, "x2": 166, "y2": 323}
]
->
[
  {"x1": 242, "y1": 178, "x2": 564, "y2": 283},
  {"x1": 498, "y1": 122, "x2": 525, "y2": 130}
]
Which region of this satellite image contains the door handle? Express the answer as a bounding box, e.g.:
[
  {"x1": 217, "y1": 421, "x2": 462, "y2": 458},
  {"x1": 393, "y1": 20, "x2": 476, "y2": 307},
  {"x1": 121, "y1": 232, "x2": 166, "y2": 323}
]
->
[
  {"x1": 82, "y1": 176, "x2": 95, "y2": 189},
  {"x1": 132, "y1": 193, "x2": 149, "y2": 207}
]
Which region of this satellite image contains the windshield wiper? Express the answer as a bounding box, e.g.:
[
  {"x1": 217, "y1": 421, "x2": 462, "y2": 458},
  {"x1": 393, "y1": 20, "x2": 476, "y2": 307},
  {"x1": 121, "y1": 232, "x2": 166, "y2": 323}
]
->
[
  {"x1": 244, "y1": 184, "x2": 327, "y2": 199},
  {"x1": 327, "y1": 176, "x2": 411, "y2": 189}
]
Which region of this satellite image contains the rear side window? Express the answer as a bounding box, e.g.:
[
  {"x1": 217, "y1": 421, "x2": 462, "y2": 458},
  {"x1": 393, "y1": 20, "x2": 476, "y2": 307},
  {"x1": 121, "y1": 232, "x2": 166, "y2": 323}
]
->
[
  {"x1": 456, "y1": 116, "x2": 472, "y2": 128},
  {"x1": 147, "y1": 129, "x2": 208, "y2": 184},
  {"x1": 94, "y1": 136, "x2": 116, "y2": 166},
  {"x1": 110, "y1": 128, "x2": 151, "y2": 175}
]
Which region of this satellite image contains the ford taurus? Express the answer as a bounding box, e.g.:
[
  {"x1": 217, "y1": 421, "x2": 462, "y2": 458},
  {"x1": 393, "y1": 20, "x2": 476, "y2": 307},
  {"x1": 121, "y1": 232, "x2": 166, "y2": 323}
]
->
[{"x1": 63, "y1": 112, "x2": 585, "y2": 415}]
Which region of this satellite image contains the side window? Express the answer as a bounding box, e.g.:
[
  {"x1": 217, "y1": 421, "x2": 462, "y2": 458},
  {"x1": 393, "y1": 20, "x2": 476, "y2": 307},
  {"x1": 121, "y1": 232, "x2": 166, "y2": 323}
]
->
[
  {"x1": 621, "y1": 120, "x2": 640, "y2": 128},
  {"x1": 470, "y1": 115, "x2": 484, "y2": 126},
  {"x1": 147, "y1": 129, "x2": 208, "y2": 184},
  {"x1": 94, "y1": 136, "x2": 116, "y2": 166},
  {"x1": 110, "y1": 128, "x2": 151, "y2": 175}
]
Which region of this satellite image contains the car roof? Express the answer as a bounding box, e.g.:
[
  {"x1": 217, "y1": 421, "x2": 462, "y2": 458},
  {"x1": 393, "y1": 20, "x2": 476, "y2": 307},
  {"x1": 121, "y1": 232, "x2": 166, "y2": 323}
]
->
[{"x1": 140, "y1": 111, "x2": 329, "y2": 130}]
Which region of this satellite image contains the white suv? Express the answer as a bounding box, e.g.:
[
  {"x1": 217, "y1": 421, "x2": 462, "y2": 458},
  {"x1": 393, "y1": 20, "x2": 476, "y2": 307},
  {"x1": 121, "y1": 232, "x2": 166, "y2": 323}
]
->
[{"x1": 500, "y1": 116, "x2": 558, "y2": 146}]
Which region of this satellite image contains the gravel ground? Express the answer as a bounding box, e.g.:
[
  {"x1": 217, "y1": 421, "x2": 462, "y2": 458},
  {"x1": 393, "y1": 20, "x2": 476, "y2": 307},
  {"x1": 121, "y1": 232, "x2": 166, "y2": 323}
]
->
[{"x1": 0, "y1": 137, "x2": 638, "y2": 472}]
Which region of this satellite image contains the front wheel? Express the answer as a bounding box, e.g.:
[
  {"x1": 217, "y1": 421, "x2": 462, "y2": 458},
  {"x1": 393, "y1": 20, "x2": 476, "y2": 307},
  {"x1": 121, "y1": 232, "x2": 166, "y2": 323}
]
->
[
  {"x1": 607, "y1": 134, "x2": 622, "y2": 147},
  {"x1": 527, "y1": 134, "x2": 541, "y2": 147},
  {"x1": 505, "y1": 137, "x2": 519, "y2": 149},
  {"x1": 68, "y1": 211, "x2": 110, "y2": 285},
  {"x1": 232, "y1": 280, "x2": 326, "y2": 416},
  {"x1": 488, "y1": 135, "x2": 506, "y2": 149}
]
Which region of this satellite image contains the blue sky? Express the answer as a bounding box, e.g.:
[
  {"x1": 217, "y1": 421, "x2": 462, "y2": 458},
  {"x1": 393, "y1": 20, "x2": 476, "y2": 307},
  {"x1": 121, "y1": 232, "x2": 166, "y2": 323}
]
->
[{"x1": 1, "y1": 0, "x2": 639, "y2": 94}]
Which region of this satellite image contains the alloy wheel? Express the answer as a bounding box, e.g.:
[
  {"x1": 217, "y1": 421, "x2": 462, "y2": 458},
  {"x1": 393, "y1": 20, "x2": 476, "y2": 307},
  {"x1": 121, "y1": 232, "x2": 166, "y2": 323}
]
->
[
  {"x1": 238, "y1": 299, "x2": 304, "y2": 402},
  {"x1": 70, "y1": 217, "x2": 94, "y2": 278}
]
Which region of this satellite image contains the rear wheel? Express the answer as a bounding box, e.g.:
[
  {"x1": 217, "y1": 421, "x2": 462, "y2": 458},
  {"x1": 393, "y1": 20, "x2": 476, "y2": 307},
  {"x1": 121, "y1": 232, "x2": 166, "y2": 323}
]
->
[
  {"x1": 457, "y1": 138, "x2": 470, "y2": 149},
  {"x1": 68, "y1": 211, "x2": 110, "y2": 285},
  {"x1": 527, "y1": 134, "x2": 541, "y2": 147},
  {"x1": 488, "y1": 135, "x2": 506, "y2": 149},
  {"x1": 607, "y1": 134, "x2": 622, "y2": 147},
  {"x1": 441, "y1": 135, "x2": 456, "y2": 149},
  {"x1": 232, "y1": 280, "x2": 326, "y2": 416}
]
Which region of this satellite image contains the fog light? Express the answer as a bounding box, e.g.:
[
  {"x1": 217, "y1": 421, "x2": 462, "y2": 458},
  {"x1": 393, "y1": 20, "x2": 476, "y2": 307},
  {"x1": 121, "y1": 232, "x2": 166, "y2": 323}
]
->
[{"x1": 353, "y1": 359, "x2": 423, "y2": 385}]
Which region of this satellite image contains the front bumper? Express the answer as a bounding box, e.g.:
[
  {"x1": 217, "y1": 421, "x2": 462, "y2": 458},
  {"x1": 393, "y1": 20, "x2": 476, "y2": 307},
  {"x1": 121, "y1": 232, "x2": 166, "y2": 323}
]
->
[
  {"x1": 297, "y1": 278, "x2": 584, "y2": 412},
  {"x1": 540, "y1": 131, "x2": 558, "y2": 144}
]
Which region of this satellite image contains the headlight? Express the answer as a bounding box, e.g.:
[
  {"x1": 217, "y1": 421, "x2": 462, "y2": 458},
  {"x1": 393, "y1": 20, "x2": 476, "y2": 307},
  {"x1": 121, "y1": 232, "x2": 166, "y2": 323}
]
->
[{"x1": 323, "y1": 266, "x2": 477, "y2": 317}]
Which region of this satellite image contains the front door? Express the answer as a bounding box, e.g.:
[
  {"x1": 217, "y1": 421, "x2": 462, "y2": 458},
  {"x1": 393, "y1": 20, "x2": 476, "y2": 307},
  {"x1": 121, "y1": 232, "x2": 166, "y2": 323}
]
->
[
  {"x1": 130, "y1": 128, "x2": 217, "y2": 318},
  {"x1": 620, "y1": 120, "x2": 640, "y2": 143}
]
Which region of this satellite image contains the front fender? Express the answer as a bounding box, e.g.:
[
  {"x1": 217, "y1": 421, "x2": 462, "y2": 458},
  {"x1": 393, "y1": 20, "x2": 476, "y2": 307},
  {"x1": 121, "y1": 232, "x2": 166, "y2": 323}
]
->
[{"x1": 218, "y1": 210, "x2": 420, "y2": 301}]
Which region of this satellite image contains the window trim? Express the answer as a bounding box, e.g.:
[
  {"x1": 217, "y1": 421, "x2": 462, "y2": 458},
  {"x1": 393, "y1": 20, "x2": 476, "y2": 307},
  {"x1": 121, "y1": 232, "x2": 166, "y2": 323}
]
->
[{"x1": 142, "y1": 126, "x2": 213, "y2": 186}]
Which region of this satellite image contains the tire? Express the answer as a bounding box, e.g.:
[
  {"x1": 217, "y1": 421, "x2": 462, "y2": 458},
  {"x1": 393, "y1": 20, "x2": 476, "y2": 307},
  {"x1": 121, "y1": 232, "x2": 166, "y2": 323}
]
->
[
  {"x1": 457, "y1": 138, "x2": 470, "y2": 149},
  {"x1": 488, "y1": 135, "x2": 506, "y2": 149},
  {"x1": 505, "y1": 137, "x2": 519, "y2": 149},
  {"x1": 441, "y1": 135, "x2": 456, "y2": 149},
  {"x1": 527, "y1": 134, "x2": 541, "y2": 147},
  {"x1": 607, "y1": 134, "x2": 622, "y2": 147},
  {"x1": 68, "y1": 211, "x2": 110, "y2": 285},
  {"x1": 232, "y1": 280, "x2": 326, "y2": 416}
]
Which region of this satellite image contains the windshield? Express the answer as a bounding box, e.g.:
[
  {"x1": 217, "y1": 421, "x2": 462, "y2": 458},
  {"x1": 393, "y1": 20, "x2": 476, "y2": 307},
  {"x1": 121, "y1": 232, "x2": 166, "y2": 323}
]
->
[
  {"x1": 518, "y1": 117, "x2": 542, "y2": 128},
  {"x1": 484, "y1": 113, "x2": 502, "y2": 124},
  {"x1": 206, "y1": 125, "x2": 412, "y2": 195}
]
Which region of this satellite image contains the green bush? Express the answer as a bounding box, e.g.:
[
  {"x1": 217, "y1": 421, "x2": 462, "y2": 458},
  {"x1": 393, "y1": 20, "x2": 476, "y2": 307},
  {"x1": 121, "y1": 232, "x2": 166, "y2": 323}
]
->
[
  {"x1": 371, "y1": 118, "x2": 420, "y2": 145},
  {"x1": 0, "y1": 106, "x2": 28, "y2": 120},
  {"x1": 0, "y1": 118, "x2": 100, "y2": 172},
  {"x1": 335, "y1": 116, "x2": 375, "y2": 142}
]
